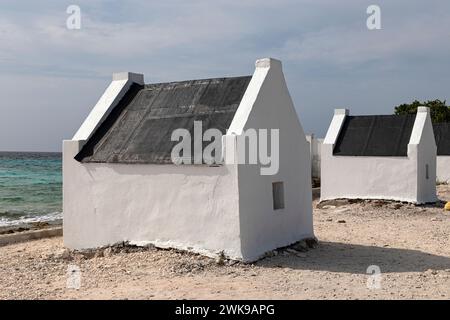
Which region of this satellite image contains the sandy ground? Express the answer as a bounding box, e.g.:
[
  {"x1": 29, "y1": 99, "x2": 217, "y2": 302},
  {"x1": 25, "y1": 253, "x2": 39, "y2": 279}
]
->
[{"x1": 0, "y1": 185, "x2": 449, "y2": 300}]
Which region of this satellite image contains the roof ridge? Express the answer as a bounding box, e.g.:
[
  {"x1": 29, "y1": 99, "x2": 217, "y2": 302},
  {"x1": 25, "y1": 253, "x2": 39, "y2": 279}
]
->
[{"x1": 144, "y1": 75, "x2": 252, "y2": 87}]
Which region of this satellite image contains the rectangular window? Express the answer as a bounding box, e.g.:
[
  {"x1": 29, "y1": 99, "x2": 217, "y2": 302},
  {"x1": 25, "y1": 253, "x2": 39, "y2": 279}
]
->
[
  {"x1": 426, "y1": 164, "x2": 429, "y2": 180},
  {"x1": 272, "y1": 182, "x2": 285, "y2": 210}
]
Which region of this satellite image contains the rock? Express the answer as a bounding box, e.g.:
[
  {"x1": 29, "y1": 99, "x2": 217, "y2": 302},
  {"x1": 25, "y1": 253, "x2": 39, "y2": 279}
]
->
[
  {"x1": 215, "y1": 251, "x2": 226, "y2": 266},
  {"x1": 114, "y1": 241, "x2": 126, "y2": 248},
  {"x1": 317, "y1": 199, "x2": 350, "y2": 209},
  {"x1": 264, "y1": 251, "x2": 274, "y2": 258},
  {"x1": 226, "y1": 260, "x2": 239, "y2": 266},
  {"x1": 292, "y1": 240, "x2": 309, "y2": 252},
  {"x1": 265, "y1": 250, "x2": 278, "y2": 258},
  {"x1": 334, "y1": 208, "x2": 350, "y2": 214},
  {"x1": 305, "y1": 238, "x2": 319, "y2": 248},
  {"x1": 427, "y1": 269, "x2": 438, "y2": 275},
  {"x1": 80, "y1": 250, "x2": 96, "y2": 259},
  {"x1": 391, "y1": 203, "x2": 403, "y2": 210},
  {"x1": 73, "y1": 253, "x2": 86, "y2": 261},
  {"x1": 326, "y1": 218, "x2": 333, "y2": 222},
  {"x1": 372, "y1": 200, "x2": 388, "y2": 208},
  {"x1": 145, "y1": 243, "x2": 156, "y2": 251},
  {"x1": 53, "y1": 248, "x2": 72, "y2": 261},
  {"x1": 103, "y1": 247, "x2": 113, "y2": 257}
]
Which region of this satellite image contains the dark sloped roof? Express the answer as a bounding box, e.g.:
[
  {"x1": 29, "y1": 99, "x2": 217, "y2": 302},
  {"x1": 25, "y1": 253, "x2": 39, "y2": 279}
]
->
[
  {"x1": 75, "y1": 76, "x2": 252, "y2": 164},
  {"x1": 433, "y1": 123, "x2": 450, "y2": 156},
  {"x1": 333, "y1": 114, "x2": 416, "y2": 156}
]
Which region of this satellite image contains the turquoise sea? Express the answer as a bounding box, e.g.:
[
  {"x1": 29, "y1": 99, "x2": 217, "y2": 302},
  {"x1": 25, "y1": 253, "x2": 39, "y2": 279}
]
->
[{"x1": 0, "y1": 152, "x2": 62, "y2": 227}]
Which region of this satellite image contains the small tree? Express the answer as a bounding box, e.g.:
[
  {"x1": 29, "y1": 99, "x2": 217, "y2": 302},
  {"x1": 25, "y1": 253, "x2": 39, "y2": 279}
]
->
[{"x1": 394, "y1": 99, "x2": 450, "y2": 123}]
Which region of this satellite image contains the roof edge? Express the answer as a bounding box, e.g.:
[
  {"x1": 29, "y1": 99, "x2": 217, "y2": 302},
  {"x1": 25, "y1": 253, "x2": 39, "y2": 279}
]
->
[
  {"x1": 72, "y1": 72, "x2": 144, "y2": 142},
  {"x1": 112, "y1": 72, "x2": 144, "y2": 84},
  {"x1": 408, "y1": 106, "x2": 430, "y2": 145},
  {"x1": 323, "y1": 109, "x2": 348, "y2": 145},
  {"x1": 228, "y1": 57, "x2": 282, "y2": 135}
]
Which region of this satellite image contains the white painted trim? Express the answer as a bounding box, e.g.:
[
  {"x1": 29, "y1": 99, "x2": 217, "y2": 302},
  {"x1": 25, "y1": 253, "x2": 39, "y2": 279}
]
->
[
  {"x1": 408, "y1": 107, "x2": 434, "y2": 146},
  {"x1": 323, "y1": 109, "x2": 348, "y2": 145},
  {"x1": 112, "y1": 72, "x2": 144, "y2": 83},
  {"x1": 227, "y1": 58, "x2": 280, "y2": 135},
  {"x1": 72, "y1": 72, "x2": 144, "y2": 142}
]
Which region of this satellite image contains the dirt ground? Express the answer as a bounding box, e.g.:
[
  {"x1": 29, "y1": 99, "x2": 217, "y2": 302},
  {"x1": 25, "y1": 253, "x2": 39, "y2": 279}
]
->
[{"x1": 1, "y1": 186, "x2": 449, "y2": 300}]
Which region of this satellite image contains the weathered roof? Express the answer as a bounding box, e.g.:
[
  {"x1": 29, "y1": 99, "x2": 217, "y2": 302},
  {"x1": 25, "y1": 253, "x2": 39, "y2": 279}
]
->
[
  {"x1": 433, "y1": 122, "x2": 450, "y2": 156},
  {"x1": 333, "y1": 114, "x2": 416, "y2": 157},
  {"x1": 75, "y1": 76, "x2": 252, "y2": 164}
]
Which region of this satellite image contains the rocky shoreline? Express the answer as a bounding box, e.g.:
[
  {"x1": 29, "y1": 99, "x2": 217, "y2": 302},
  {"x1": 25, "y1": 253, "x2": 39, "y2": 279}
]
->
[{"x1": 0, "y1": 219, "x2": 62, "y2": 236}]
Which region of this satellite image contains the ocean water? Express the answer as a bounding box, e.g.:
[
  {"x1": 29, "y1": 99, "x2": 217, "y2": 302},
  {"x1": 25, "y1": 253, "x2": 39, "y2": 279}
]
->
[{"x1": 0, "y1": 152, "x2": 62, "y2": 227}]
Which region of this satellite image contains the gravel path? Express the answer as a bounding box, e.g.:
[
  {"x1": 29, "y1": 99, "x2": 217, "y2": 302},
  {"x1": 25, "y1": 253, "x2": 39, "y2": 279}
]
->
[{"x1": 1, "y1": 186, "x2": 449, "y2": 300}]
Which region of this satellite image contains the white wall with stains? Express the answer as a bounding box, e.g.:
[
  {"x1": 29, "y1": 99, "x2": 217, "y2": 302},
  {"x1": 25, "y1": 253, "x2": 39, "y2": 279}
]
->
[{"x1": 63, "y1": 140, "x2": 243, "y2": 259}]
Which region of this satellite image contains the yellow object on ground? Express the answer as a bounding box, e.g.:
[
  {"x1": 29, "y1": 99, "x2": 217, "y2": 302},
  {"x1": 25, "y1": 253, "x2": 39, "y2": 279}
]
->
[{"x1": 445, "y1": 202, "x2": 450, "y2": 211}]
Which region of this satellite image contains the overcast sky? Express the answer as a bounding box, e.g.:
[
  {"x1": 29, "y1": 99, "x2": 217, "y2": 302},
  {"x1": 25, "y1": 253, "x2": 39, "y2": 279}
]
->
[{"x1": 0, "y1": 0, "x2": 449, "y2": 152}]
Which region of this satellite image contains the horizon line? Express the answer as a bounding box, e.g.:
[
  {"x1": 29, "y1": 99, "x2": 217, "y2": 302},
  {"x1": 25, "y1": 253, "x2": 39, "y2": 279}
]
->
[{"x1": 0, "y1": 150, "x2": 61, "y2": 153}]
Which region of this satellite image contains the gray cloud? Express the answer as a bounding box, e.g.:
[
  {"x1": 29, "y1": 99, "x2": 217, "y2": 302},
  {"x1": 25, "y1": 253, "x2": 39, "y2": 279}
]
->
[{"x1": 0, "y1": 0, "x2": 449, "y2": 151}]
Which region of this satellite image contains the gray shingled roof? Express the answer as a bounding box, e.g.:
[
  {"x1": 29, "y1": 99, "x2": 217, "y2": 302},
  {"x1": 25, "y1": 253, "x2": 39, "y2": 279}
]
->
[
  {"x1": 75, "y1": 76, "x2": 252, "y2": 164},
  {"x1": 433, "y1": 123, "x2": 450, "y2": 156},
  {"x1": 333, "y1": 114, "x2": 416, "y2": 157}
]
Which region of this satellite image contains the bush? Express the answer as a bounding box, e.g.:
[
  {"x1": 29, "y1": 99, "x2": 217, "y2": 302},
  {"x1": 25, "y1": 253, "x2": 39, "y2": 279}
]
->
[{"x1": 394, "y1": 99, "x2": 450, "y2": 123}]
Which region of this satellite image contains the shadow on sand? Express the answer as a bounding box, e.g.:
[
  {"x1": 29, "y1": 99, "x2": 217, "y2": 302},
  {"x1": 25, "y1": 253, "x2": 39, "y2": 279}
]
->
[{"x1": 257, "y1": 241, "x2": 450, "y2": 274}]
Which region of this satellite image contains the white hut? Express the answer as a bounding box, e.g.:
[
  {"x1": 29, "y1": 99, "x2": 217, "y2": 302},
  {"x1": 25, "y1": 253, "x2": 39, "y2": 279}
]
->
[
  {"x1": 434, "y1": 123, "x2": 450, "y2": 184},
  {"x1": 321, "y1": 107, "x2": 437, "y2": 204},
  {"x1": 63, "y1": 58, "x2": 314, "y2": 262},
  {"x1": 306, "y1": 134, "x2": 323, "y2": 181}
]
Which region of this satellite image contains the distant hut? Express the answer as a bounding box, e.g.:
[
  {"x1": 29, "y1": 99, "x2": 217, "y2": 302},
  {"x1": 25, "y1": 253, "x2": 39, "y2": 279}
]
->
[
  {"x1": 321, "y1": 107, "x2": 437, "y2": 203},
  {"x1": 433, "y1": 122, "x2": 450, "y2": 184}
]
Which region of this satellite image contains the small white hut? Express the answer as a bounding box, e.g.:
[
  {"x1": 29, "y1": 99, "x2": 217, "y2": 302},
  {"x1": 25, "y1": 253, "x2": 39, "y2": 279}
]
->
[
  {"x1": 63, "y1": 58, "x2": 314, "y2": 262},
  {"x1": 306, "y1": 134, "x2": 323, "y2": 181},
  {"x1": 321, "y1": 107, "x2": 437, "y2": 204},
  {"x1": 434, "y1": 123, "x2": 450, "y2": 184}
]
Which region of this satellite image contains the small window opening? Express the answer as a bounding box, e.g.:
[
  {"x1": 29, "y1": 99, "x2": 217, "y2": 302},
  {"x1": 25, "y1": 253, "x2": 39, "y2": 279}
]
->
[
  {"x1": 426, "y1": 164, "x2": 429, "y2": 180},
  {"x1": 272, "y1": 182, "x2": 285, "y2": 210}
]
